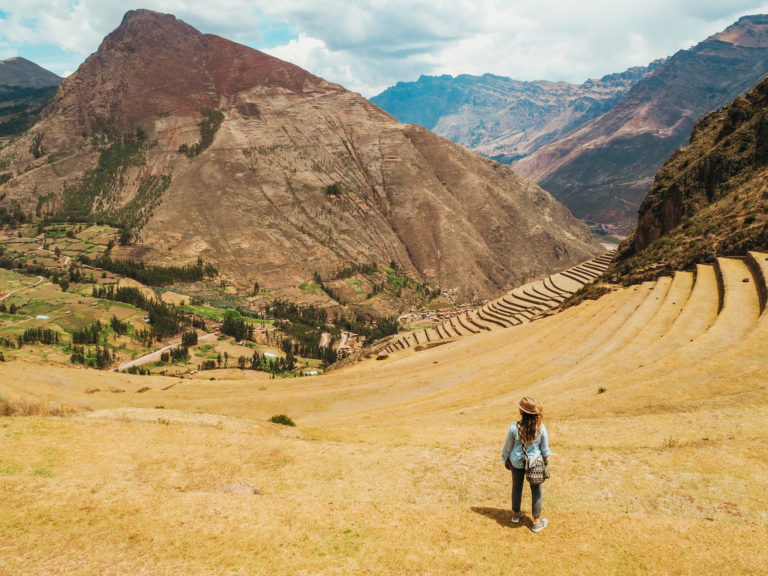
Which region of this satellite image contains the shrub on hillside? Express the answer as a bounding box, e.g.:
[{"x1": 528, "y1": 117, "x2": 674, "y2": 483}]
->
[{"x1": 269, "y1": 414, "x2": 296, "y2": 427}]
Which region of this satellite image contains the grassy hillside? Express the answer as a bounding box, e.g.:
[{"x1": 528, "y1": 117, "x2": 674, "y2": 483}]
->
[{"x1": 1, "y1": 252, "x2": 766, "y2": 574}]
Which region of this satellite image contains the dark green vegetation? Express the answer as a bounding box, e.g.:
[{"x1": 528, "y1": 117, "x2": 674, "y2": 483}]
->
[
  {"x1": 612, "y1": 75, "x2": 768, "y2": 284},
  {"x1": 0, "y1": 200, "x2": 27, "y2": 226},
  {"x1": 45, "y1": 128, "x2": 170, "y2": 241},
  {"x1": 0, "y1": 85, "x2": 58, "y2": 138},
  {"x1": 269, "y1": 414, "x2": 296, "y2": 427},
  {"x1": 1, "y1": 222, "x2": 405, "y2": 374},
  {"x1": 80, "y1": 255, "x2": 217, "y2": 286},
  {"x1": 312, "y1": 261, "x2": 439, "y2": 307},
  {"x1": 178, "y1": 107, "x2": 225, "y2": 157}
]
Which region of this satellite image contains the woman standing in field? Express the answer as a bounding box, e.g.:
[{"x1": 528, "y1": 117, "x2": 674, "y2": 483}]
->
[{"x1": 501, "y1": 396, "x2": 550, "y2": 533}]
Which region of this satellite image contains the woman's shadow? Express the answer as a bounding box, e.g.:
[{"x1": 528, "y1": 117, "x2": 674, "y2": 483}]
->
[{"x1": 471, "y1": 506, "x2": 528, "y2": 529}]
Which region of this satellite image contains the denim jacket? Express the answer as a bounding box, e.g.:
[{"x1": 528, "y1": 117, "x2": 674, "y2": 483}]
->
[{"x1": 501, "y1": 422, "x2": 550, "y2": 469}]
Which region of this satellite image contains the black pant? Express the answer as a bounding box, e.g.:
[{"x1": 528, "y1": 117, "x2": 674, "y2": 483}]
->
[{"x1": 511, "y1": 466, "x2": 542, "y2": 517}]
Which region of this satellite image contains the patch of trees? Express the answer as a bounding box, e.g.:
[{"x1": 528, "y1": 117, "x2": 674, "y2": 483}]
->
[
  {"x1": 55, "y1": 133, "x2": 146, "y2": 222},
  {"x1": 19, "y1": 327, "x2": 59, "y2": 346},
  {"x1": 181, "y1": 330, "x2": 198, "y2": 347},
  {"x1": 72, "y1": 321, "x2": 104, "y2": 345},
  {"x1": 312, "y1": 271, "x2": 344, "y2": 304},
  {"x1": 110, "y1": 315, "x2": 129, "y2": 336},
  {"x1": 161, "y1": 345, "x2": 189, "y2": 363},
  {"x1": 178, "y1": 107, "x2": 225, "y2": 157},
  {"x1": 200, "y1": 348, "x2": 295, "y2": 375},
  {"x1": 325, "y1": 183, "x2": 342, "y2": 197},
  {"x1": 0, "y1": 201, "x2": 28, "y2": 226},
  {"x1": 221, "y1": 312, "x2": 255, "y2": 341},
  {"x1": 0, "y1": 327, "x2": 59, "y2": 352},
  {"x1": 92, "y1": 284, "x2": 187, "y2": 341},
  {"x1": 328, "y1": 262, "x2": 378, "y2": 280},
  {"x1": 80, "y1": 255, "x2": 217, "y2": 286},
  {"x1": 334, "y1": 312, "x2": 399, "y2": 342},
  {"x1": 70, "y1": 344, "x2": 114, "y2": 369},
  {"x1": 0, "y1": 302, "x2": 19, "y2": 315},
  {"x1": 267, "y1": 300, "x2": 337, "y2": 364}
]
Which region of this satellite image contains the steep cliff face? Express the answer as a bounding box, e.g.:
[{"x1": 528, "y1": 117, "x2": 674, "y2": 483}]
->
[
  {"x1": 612, "y1": 75, "x2": 768, "y2": 283},
  {"x1": 513, "y1": 15, "x2": 768, "y2": 232},
  {"x1": 0, "y1": 10, "x2": 600, "y2": 303}
]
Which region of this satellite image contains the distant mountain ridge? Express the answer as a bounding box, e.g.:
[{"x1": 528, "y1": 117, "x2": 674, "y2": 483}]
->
[
  {"x1": 0, "y1": 57, "x2": 61, "y2": 142},
  {"x1": 373, "y1": 15, "x2": 768, "y2": 233},
  {"x1": 0, "y1": 10, "x2": 600, "y2": 306},
  {"x1": 0, "y1": 57, "x2": 61, "y2": 91},
  {"x1": 371, "y1": 63, "x2": 663, "y2": 164},
  {"x1": 513, "y1": 14, "x2": 768, "y2": 231}
]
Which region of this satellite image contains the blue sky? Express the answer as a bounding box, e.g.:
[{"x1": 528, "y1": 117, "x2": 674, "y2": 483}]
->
[{"x1": 2, "y1": 1, "x2": 768, "y2": 97}]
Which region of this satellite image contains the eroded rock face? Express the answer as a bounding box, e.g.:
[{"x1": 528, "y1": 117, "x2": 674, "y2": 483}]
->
[
  {"x1": 612, "y1": 75, "x2": 768, "y2": 283},
  {"x1": 0, "y1": 9, "x2": 600, "y2": 303}
]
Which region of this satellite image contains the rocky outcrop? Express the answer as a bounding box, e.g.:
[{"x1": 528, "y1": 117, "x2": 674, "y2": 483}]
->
[
  {"x1": 611, "y1": 75, "x2": 768, "y2": 283},
  {"x1": 0, "y1": 10, "x2": 601, "y2": 304}
]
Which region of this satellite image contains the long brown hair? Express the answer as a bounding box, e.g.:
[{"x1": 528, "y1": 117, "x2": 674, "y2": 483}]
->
[{"x1": 518, "y1": 412, "x2": 541, "y2": 444}]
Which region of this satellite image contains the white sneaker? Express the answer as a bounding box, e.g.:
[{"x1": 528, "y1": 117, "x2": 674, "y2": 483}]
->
[
  {"x1": 530, "y1": 518, "x2": 548, "y2": 533},
  {"x1": 510, "y1": 511, "x2": 524, "y2": 523}
]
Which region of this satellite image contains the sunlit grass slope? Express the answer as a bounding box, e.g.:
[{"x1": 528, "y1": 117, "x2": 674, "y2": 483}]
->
[{"x1": 1, "y1": 255, "x2": 767, "y2": 574}]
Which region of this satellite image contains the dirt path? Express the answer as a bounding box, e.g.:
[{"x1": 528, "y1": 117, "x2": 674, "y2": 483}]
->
[
  {"x1": 0, "y1": 276, "x2": 44, "y2": 301},
  {"x1": 114, "y1": 333, "x2": 219, "y2": 372}
]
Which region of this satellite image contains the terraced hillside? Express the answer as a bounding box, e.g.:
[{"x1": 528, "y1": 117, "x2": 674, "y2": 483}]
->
[
  {"x1": 380, "y1": 251, "x2": 615, "y2": 354},
  {"x1": 1, "y1": 253, "x2": 766, "y2": 574}
]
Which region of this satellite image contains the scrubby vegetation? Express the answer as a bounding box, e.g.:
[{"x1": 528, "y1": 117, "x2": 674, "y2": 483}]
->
[
  {"x1": 42, "y1": 127, "x2": 171, "y2": 240},
  {"x1": 178, "y1": 107, "x2": 225, "y2": 157},
  {"x1": 269, "y1": 414, "x2": 296, "y2": 426},
  {"x1": 80, "y1": 255, "x2": 217, "y2": 286}
]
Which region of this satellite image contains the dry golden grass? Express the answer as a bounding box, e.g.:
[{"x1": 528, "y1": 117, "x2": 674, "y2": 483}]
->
[
  {"x1": 2, "y1": 260, "x2": 768, "y2": 574},
  {"x1": 159, "y1": 291, "x2": 189, "y2": 306}
]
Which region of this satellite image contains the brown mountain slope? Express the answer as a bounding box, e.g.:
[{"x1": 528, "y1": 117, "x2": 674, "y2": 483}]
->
[
  {"x1": 0, "y1": 10, "x2": 600, "y2": 304},
  {"x1": 513, "y1": 14, "x2": 768, "y2": 232},
  {"x1": 610, "y1": 75, "x2": 768, "y2": 284}
]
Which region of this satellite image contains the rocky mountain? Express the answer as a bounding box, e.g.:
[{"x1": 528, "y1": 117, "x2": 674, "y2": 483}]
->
[
  {"x1": 514, "y1": 15, "x2": 768, "y2": 232},
  {"x1": 0, "y1": 57, "x2": 61, "y2": 143},
  {"x1": 370, "y1": 64, "x2": 663, "y2": 164},
  {"x1": 0, "y1": 10, "x2": 600, "y2": 304},
  {"x1": 610, "y1": 74, "x2": 768, "y2": 284}
]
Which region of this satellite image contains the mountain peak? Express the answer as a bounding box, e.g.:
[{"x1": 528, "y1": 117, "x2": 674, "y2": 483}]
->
[
  {"x1": 712, "y1": 13, "x2": 768, "y2": 47},
  {"x1": 55, "y1": 9, "x2": 327, "y2": 134},
  {"x1": 0, "y1": 56, "x2": 61, "y2": 89}
]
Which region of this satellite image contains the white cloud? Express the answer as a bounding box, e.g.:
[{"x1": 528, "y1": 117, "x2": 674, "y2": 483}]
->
[{"x1": 2, "y1": 0, "x2": 768, "y2": 95}]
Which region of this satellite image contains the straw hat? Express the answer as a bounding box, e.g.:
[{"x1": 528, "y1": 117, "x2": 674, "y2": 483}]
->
[{"x1": 518, "y1": 396, "x2": 542, "y2": 415}]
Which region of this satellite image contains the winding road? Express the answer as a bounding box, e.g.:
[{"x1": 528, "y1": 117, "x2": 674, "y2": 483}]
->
[{"x1": 113, "y1": 332, "x2": 219, "y2": 372}]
